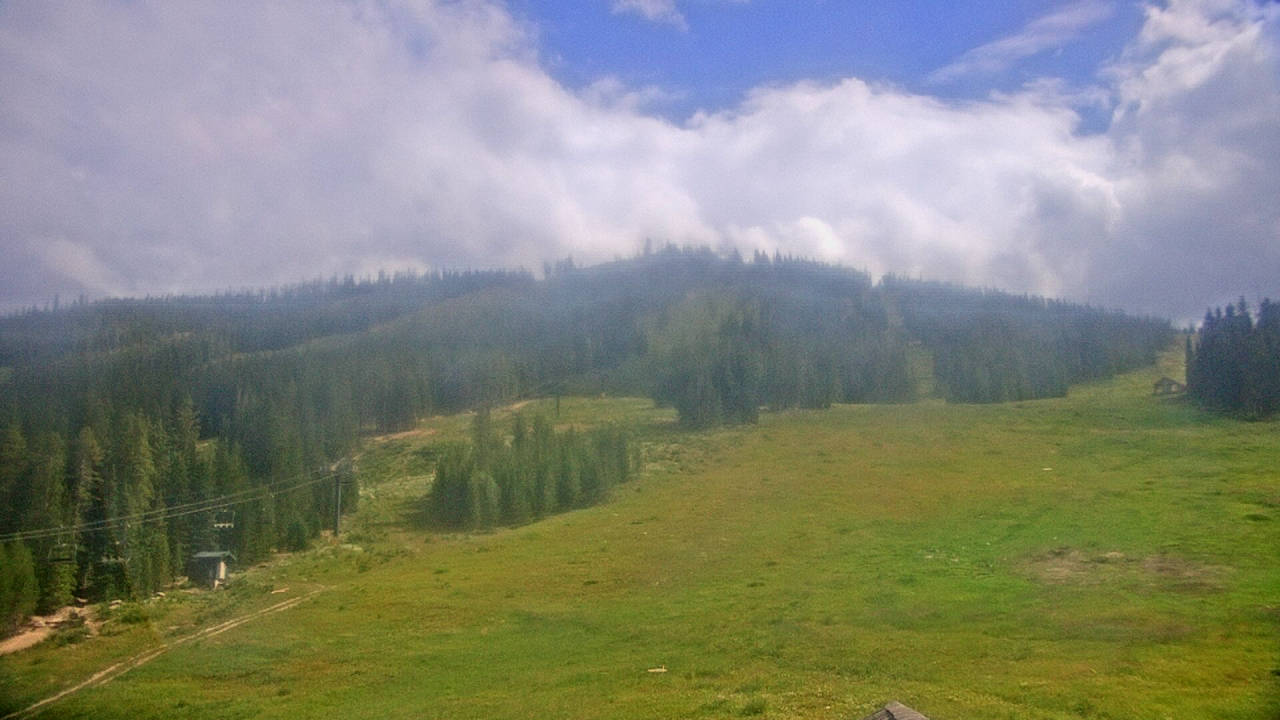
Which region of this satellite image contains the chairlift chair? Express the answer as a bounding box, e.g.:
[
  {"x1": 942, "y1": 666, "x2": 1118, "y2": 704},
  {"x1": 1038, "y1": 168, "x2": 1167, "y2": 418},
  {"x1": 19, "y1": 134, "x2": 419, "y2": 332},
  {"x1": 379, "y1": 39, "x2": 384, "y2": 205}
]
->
[
  {"x1": 99, "y1": 540, "x2": 127, "y2": 565},
  {"x1": 49, "y1": 536, "x2": 77, "y2": 564},
  {"x1": 212, "y1": 510, "x2": 235, "y2": 530}
]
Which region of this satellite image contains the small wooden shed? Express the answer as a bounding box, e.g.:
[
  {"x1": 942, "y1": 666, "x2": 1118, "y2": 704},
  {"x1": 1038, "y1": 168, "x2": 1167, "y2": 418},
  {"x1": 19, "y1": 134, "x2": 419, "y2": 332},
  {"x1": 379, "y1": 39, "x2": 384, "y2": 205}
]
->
[
  {"x1": 861, "y1": 701, "x2": 931, "y2": 720},
  {"x1": 1152, "y1": 376, "x2": 1186, "y2": 395},
  {"x1": 192, "y1": 550, "x2": 235, "y2": 589}
]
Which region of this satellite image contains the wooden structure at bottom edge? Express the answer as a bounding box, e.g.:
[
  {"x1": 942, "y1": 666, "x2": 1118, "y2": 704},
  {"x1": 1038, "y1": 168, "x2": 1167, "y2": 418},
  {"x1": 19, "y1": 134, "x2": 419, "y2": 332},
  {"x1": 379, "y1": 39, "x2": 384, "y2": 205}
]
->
[{"x1": 861, "y1": 701, "x2": 930, "y2": 720}]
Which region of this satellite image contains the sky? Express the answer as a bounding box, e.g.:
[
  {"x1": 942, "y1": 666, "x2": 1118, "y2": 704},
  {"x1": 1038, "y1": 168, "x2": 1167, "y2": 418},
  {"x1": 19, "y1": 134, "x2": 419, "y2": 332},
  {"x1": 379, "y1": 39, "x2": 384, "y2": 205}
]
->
[{"x1": 1, "y1": 1, "x2": 1278, "y2": 322}]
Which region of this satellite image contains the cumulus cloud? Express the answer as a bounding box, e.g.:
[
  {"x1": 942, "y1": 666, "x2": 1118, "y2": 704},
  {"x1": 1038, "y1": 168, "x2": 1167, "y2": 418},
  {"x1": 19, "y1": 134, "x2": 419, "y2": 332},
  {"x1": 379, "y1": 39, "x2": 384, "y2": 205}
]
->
[
  {"x1": 1099, "y1": 0, "x2": 1280, "y2": 316},
  {"x1": 930, "y1": 1, "x2": 1116, "y2": 83},
  {"x1": 0, "y1": 0, "x2": 1276, "y2": 321},
  {"x1": 679, "y1": 79, "x2": 1117, "y2": 298}
]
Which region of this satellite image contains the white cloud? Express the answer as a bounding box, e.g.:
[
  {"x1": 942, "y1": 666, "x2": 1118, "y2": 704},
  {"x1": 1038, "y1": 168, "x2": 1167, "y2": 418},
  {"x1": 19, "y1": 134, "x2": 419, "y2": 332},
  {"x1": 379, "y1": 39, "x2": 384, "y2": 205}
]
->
[
  {"x1": 931, "y1": 1, "x2": 1115, "y2": 83},
  {"x1": 1099, "y1": 0, "x2": 1280, "y2": 316},
  {"x1": 611, "y1": 0, "x2": 688, "y2": 30},
  {"x1": 0, "y1": 0, "x2": 1276, "y2": 321},
  {"x1": 33, "y1": 238, "x2": 126, "y2": 297}
]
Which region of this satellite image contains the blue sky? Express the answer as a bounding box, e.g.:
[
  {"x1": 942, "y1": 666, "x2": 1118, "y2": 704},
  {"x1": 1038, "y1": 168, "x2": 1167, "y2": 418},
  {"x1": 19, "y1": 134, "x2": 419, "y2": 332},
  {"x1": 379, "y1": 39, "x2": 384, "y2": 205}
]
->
[
  {"x1": 0, "y1": 0, "x2": 1277, "y2": 321},
  {"x1": 516, "y1": 0, "x2": 1144, "y2": 123}
]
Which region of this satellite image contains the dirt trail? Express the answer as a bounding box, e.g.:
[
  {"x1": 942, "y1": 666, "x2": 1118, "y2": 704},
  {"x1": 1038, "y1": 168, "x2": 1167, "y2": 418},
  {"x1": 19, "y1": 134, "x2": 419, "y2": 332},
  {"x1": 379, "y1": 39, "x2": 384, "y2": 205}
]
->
[
  {"x1": 0, "y1": 608, "x2": 99, "y2": 657},
  {"x1": 373, "y1": 427, "x2": 438, "y2": 443},
  {"x1": 0, "y1": 630, "x2": 50, "y2": 656},
  {"x1": 2, "y1": 589, "x2": 323, "y2": 720}
]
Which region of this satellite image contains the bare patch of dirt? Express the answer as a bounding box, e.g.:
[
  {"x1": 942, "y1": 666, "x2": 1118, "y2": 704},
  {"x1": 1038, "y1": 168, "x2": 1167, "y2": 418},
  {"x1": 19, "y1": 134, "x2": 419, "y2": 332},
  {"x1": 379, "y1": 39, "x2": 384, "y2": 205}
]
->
[
  {"x1": 1028, "y1": 548, "x2": 1105, "y2": 584},
  {"x1": 0, "y1": 606, "x2": 99, "y2": 656},
  {"x1": 1025, "y1": 548, "x2": 1229, "y2": 592},
  {"x1": 1141, "y1": 554, "x2": 1229, "y2": 592}
]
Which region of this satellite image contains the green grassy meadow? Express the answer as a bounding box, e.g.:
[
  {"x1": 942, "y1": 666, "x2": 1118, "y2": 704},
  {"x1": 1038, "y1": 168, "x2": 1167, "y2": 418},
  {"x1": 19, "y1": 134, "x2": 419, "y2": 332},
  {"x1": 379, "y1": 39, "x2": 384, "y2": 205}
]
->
[{"x1": 3, "y1": 351, "x2": 1278, "y2": 719}]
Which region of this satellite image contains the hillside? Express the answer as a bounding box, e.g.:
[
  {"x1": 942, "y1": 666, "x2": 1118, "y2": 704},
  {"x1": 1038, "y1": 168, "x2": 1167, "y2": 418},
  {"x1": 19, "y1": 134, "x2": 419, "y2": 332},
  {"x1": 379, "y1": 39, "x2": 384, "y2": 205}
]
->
[
  {"x1": 0, "y1": 251, "x2": 1173, "y2": 624},
  {"x1": 3, "y1": 348, "x2": 1277, "y2": 719}
]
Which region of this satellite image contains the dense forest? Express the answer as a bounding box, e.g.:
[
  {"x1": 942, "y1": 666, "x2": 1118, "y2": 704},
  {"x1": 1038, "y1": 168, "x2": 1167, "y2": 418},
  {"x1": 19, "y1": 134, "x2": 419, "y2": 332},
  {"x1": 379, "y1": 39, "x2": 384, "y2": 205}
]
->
[
  {"x1": 1186, "y1": 298, "x2": 1280, "y2": 419},
  {"x1": 883, "y1": 276, "x2": 1171, "y2": 403},
  {"x1": 429, "y1": 411, "x2": 635, "y2": 530},
  {"x1": 0, "y1": 248, "x2": 1172, "y2": 630}
]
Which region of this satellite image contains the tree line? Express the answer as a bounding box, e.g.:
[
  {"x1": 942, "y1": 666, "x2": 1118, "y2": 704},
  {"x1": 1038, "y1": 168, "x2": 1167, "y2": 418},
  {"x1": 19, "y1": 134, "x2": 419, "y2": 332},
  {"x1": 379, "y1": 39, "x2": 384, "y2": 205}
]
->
[
  {"x1": 645, "y1": 288, "x2": 911, "y2": 428},
  {"x1": 1186, "y1": 298, "x2": 1280, "y2": 418},
  {"x1": 884, "y1": 276, "x2": 1171, "y2": 404},
  {"x1": 0, "y1": 400, "x2": 355, "y2": 633}
]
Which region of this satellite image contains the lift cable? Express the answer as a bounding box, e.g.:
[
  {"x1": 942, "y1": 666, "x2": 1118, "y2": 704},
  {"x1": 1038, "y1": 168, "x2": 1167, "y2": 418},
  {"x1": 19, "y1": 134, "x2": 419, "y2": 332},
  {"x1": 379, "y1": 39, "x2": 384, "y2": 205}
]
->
[
  {"x1": 0, "y1": 471, "x2": 319, "y2": 541},
  {"x1": 0, "y1": 470, "x2": 337, "y2": 544}
]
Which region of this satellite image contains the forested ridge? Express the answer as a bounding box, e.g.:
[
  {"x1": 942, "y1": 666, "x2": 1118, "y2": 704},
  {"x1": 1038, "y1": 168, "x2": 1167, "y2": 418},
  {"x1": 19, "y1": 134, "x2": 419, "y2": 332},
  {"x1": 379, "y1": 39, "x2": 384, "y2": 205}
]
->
[{"x1": 0, "y1": 248, "x2": 1171, "y2": 629}]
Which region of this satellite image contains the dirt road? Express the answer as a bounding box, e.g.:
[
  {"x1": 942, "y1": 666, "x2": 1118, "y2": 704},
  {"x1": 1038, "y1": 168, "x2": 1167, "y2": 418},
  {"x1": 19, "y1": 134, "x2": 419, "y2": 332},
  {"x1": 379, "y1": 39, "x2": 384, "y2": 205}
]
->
[{"x1": 2, "y1": 589, "x2": 323, "y2": 720}]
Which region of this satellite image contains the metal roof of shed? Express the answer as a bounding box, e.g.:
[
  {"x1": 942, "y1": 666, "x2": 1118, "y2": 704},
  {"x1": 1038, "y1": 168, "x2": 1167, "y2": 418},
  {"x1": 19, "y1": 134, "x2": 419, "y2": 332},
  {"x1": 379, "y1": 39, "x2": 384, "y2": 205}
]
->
[{"x1": 861, "y1": 701, "x2": 930, "y2": 720}]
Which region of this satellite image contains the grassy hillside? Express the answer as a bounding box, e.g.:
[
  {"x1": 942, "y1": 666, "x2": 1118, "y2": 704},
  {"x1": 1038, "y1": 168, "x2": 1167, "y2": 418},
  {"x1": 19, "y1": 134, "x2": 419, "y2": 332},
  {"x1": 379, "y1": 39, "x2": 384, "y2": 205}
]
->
[{"x1": 3, "y1": 350, "x2": 1277, "y2": 719}]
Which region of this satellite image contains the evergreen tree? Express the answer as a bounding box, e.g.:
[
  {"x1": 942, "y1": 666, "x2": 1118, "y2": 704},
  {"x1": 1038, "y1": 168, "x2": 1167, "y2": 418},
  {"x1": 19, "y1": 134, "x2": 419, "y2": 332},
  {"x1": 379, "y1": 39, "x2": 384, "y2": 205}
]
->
[
  {"x1": 0, "y1": 542, "x2": 38, "y2": 633},
  {"x1": 530, "y1": 415, "x2": 557, "y2": 516},
  {"x1": 70, "y1": 427, "x2": 105, "y2": 597},
  {"x1": 116, "y1": 413, "x2": 168, "y2": 598},
  {"x1": 26, "y1": 433, "x2": 75, "y2": 611},
  {"x1": 555, "y1": 430, "x2": 581, "y2": 510},
  {"x1": 0, "y1": 425, "x2": 30, "y2": 536},
  {"x1": 429, "y1": 444, "x2": 475, "y2": 529},
  {"x1": 1188, "y1": 297, "x2": 1280, "y2": 418}
]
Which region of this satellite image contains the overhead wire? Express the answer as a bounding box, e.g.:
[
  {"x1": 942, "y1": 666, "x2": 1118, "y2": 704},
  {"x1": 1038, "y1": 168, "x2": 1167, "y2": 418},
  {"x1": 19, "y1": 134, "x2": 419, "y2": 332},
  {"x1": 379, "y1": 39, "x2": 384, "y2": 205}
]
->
[
  {"x1": 0, "y1": 471, "x2": 335, "y2": 543},
  {"x1": 0, "y1": 469, "x2": 338, "y2": 544},
  {"x1": 17, "y1": 482, "x2": 274, "y2": 539}
]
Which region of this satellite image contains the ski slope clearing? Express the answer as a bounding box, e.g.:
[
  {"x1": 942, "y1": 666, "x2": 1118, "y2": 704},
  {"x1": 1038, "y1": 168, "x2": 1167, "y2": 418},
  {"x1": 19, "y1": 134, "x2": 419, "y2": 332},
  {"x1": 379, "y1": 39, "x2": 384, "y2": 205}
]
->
[{"x1": 2, "y1": 352, "x2": 1276, "y2": 719}]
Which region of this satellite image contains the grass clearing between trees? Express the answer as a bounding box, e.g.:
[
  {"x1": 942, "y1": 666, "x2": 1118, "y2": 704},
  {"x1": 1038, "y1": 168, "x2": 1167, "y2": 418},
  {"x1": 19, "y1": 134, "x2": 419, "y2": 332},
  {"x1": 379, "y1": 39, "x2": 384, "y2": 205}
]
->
[{"x1": 2, "y1": 349, "x2": 1278, "y2": 719}]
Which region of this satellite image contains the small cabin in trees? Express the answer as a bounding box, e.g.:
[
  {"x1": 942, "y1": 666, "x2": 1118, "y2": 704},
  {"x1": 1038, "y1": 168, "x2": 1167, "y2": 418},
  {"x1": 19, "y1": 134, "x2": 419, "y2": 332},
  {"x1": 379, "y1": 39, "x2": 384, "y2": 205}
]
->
[
  {"x1": 1152, "y1": 376, "x2": 1186, "y2": 395},
  {"x1": 192, "y1": 551, "x2": 235, "y2": 589},
  {"x1": 860, "y1": 701, "x2": 931, "y2": 720}
]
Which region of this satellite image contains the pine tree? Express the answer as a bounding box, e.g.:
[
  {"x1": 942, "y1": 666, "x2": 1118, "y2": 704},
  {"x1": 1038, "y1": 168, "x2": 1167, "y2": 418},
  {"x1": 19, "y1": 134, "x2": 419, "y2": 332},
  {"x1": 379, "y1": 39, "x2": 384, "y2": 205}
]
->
[
  {"x1": 469, "y1": 470, "x2": 499, "y2": 529},
  {"x1": 0, "y1": 542, "x2": 38, "y2": 633},
  {"x1": 531, "y1": 415, "x2": 556, "y2": 517},
  {"x1": 71, "y1": 427, "x2": 105, "y2": 597},
  {"x1": 0, "y1": 425, "x2": 30, "y2": 536},
  {"x1": 555, "y1": 430, "x2": 581, "y2": 510},
  {"x1": 429, "y1": 444, "x2": 474, "y2": 528},
  {"x1": 27, "y1": 433, "x2": 75, "y2": 612},
  {"x1": 118, "y1": 413, "x2": 162, "y2": 598}
]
